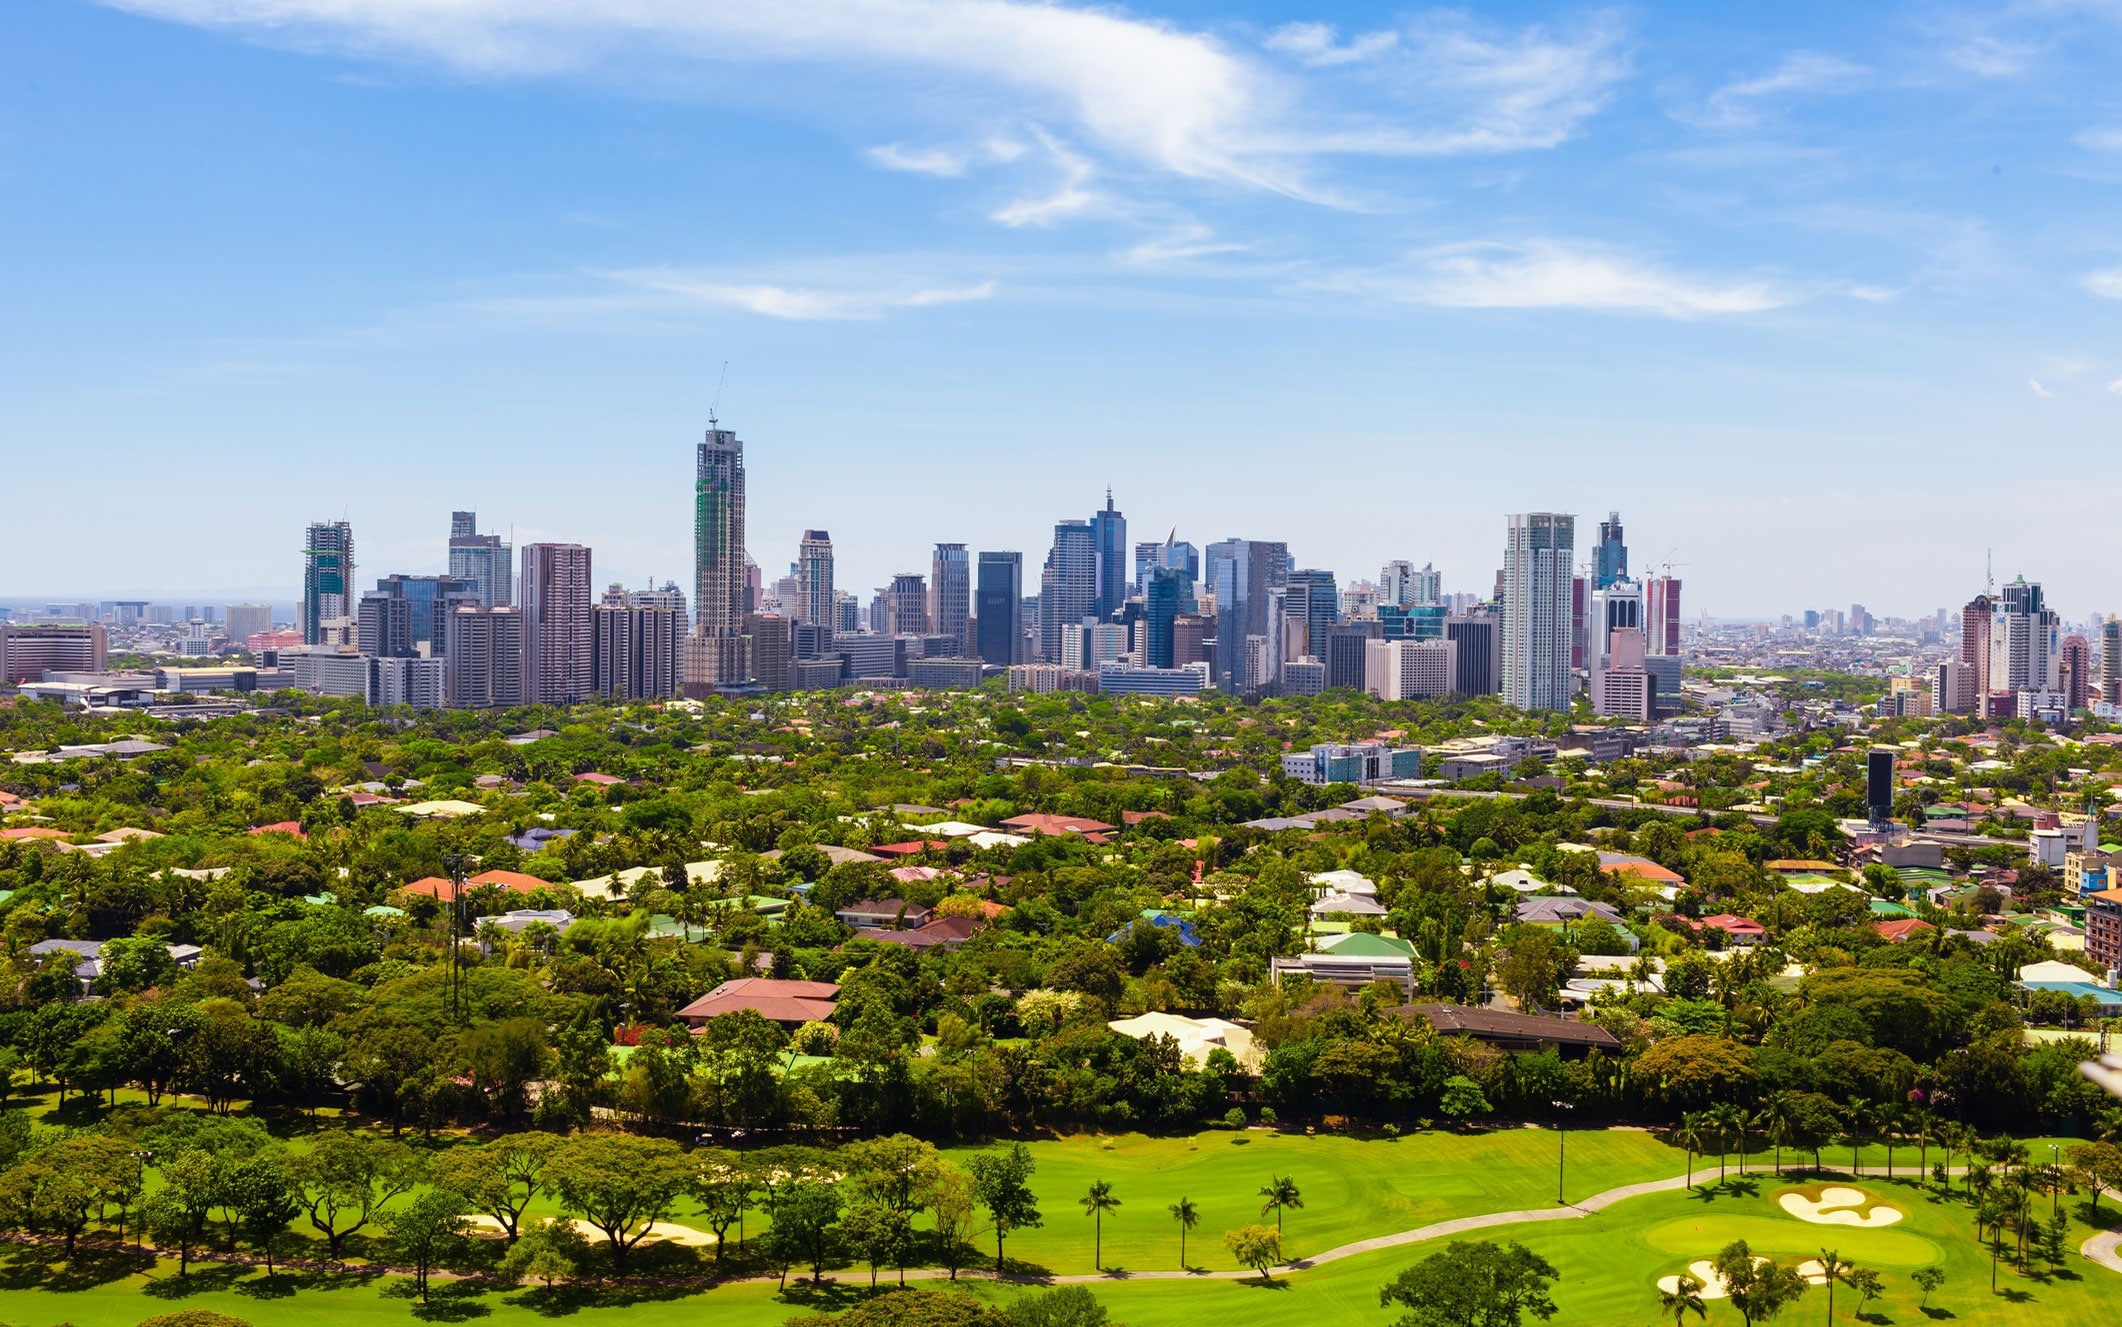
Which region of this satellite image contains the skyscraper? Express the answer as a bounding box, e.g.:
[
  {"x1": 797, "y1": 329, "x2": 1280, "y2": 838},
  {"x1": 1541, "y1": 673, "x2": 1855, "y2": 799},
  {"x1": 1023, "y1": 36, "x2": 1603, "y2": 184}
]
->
[
  {"x1": 301, "y1": 520, "x2": 355, "y2": 646},
  {"x1": 1090, "y1": 490, "x2": 1127, "y2": 621},
  {"x1": 1135, "y1": 535, "x2": 1198, "y2": 599},
  {"x1": 1501, "y1": 512, "x2": 1575, "y2": 712},
  {"x1": 224, "y1": 603, "x2": 273, "y2": 646},
  {"x1": 1961, "y1": 594, "x2": 1994, "y2": 699},
  {"x1": 1644, "y1": 576, "x2": 1684, "y2": 657},
  {"x1": 798, "y1": 531, "x2": 835, "y2": 628},
  {"x1": 1206, "y1": 538, "x2": 1284, "y2": 694},
  {"x1": 1143, "y1": 565, "x2": 1188, "y2": 668},
  {"x1": 885, "y1": 573, "x2": 928, "y2": 636},
  {"x1": 520, "y1": 543, "x2": 592, "y2": 704},
  {"x1": 1593, "y1": 511, "x2": 1627, "y2": 590},
  {"x1": 929, "y1": 544, "x2": 970, "y2": 651},
  {"x1": 2103, "y1": 616, "x2": 2122, "y2": 705},
  {"x1": 591, "y1": 586, "x2": 681, "y2": 699},
  {"x1": 974, "y1": 552, "x2": 1023, "y2": 667},
  {"x1": 1039, "y1": 520, "x2": 1097, "y2": 663},
  {"x1": 688, "y1": 420, "x2": 751, "y2": 687},
  {"x1": 444, "y1": 606, "x2": 523, "y2": 709},
  {"x1": 1445, "y1": 611, "x2": 1500, "y2": 696},
  {"x1": 1988, "y1": 576, "x2": 2060, "y2": 697},
  {"x1": 1286, "y1": 569, "x2": 1340, "y2": 660},
  {"x1": 447, "y1": 511, "x2": 513, "y2": 608}
]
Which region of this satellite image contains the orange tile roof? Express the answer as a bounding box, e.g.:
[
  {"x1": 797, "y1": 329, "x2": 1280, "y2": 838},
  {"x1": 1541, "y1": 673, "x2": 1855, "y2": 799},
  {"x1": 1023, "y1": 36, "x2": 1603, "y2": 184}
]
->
[
  {"x1": 248, "y1": 821, "x2": 306, "y2": 838},
  {"x1": 1874, "y1": 918, "x2": 1936, "y2": 941},
  {"x1": 0, "y1": 827, "x2": 68, "y2": 841}
]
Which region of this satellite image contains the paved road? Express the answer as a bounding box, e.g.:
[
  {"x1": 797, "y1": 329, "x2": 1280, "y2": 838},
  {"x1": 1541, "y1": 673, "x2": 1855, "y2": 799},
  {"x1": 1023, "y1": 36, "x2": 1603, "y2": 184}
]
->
[{"x1": 2084, "y1": 1229, "x2": 2122, "y2": 1275}]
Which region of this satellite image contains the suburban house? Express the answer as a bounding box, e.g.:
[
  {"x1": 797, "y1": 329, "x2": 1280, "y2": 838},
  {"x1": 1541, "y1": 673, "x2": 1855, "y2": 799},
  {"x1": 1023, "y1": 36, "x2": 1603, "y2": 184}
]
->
[
  {"x1": 834, "y1": 898, "x2": 933, "y2": 930},
  {"x1": 28, "y1": 937, "x2": 204, "y2": 990},
  {"x1": 1399, "y1": 1003, "x2": 1622, "y2": 1057},
  {"x1": 676, "y1": 977, "x2": 840, "y2": 1028}
]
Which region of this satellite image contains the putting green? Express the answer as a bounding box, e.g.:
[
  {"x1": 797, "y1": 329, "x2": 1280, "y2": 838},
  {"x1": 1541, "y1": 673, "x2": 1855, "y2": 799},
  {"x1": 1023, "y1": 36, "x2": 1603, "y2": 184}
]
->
[{"x1": 1641, "y1": 1212, "x2": 1939, "y2": 1265}]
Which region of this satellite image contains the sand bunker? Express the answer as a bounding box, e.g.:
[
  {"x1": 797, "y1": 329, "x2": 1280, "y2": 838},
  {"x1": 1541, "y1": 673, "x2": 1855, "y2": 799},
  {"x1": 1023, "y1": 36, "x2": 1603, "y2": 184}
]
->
[
  {"x1": 1657, "y1": 1256, "x2": 1833, "y2": 1298},
  {"x1": 1779, "y1": 1186, "x2": 1903, "y2": 1228},
  {"x1": 464, "y1": 1214, "x2": 718, "y2": 1247}
]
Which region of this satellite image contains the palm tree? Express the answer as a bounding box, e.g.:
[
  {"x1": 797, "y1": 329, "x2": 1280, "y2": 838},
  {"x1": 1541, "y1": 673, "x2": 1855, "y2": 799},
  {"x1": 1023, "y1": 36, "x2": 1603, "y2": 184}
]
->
[
  {"x1": 1842, "y1": 1098, "x2": 1875, "y2": 1176},
  {"x1": 1759, "y1": 1092, "x2": 1797, "y2": 1177},
  {"x1": 1080, "y1": 1180, "x2": 1120, "y2": 1270},
  {"x1": 1875, "y1": 1103, "x2": 1902, "y2": 1179},
  {"x1": 1676, "y1": 1112, "x2": 1710, "y2": 1190},
  {"x1": 1258, "y1": 1175, "x2": 1303, "y2": 1237},
  {"x1": 1168, "y1": 1197, "x2": 1199, "y2": 1270},
  {"x1": 1658, "y1": 1271, "x2": 1707, "y2": 1327},
  {"x1": 1706, "y1": 1102, "x2": 1743, "y2": 1184},
  {"x1": 1910, "y1": 1106, "x2": 1934, "y2": 1182},
  {"x1": 1817, "y1": 1249, "x2": 1847, "y2": 1323}
]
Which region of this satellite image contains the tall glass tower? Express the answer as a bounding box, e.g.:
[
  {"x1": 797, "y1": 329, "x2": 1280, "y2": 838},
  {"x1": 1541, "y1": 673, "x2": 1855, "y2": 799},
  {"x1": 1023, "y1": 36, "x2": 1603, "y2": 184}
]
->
[
  {"x1": 302, "y1": 520, "x2": 354, "y2": 645},
  {"x1": 1593, "y1": 511, "x2": 1627, "y2": 590},
  {"x1": 692, "y1": 418, "x2": 750, "y2": 684}
]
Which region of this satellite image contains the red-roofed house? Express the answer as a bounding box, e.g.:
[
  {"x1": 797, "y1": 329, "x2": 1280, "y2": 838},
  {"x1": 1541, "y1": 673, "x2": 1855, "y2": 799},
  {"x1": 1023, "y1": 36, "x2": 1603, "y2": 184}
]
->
[
  {"x1": 398, "y1": 876, "x2": 462, "y2": 899},
  {"x1": 249, "y1": 821, "x2": 306, "y2": 839},
  {"x1": 871, "y1": 839, "x2": 950, "y2": 858},
  {"x1": 677, "y1": 977, "x2": 840, "y2": 1028},
  {"x1": 1121, "y1": 810, "x2": 1172, "y2": 826},
  {"x1": 573, "y1": 772, "x2": 625, "y2": 787},
  {"x1": 1694, "y1": 913, "x2": 1768, "y2": 945},
  {"x1": 1596, "y1": 851, "x2": 1685, "y2": 885},
  {"x1": 1874, "y1": 918, "x2": 1937, "y2": 943},
  {"x1": 0, "y1": 827, "x2": 67, "y2": 841},
  {"x1": 396, "y1": 868, "x2": 551, "y2": 900},
  {"x1": 1001, "y1": 813, "x2": 1116, "y2": 837}
]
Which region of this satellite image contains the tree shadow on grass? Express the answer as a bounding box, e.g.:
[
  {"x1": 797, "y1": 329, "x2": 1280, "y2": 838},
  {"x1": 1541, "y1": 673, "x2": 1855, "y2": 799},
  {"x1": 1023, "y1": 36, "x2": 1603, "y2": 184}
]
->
[
  {"x1": 382, "y1": 1276, "x2": 495, "y2": 1322},
  {"x1": 140, "y1": 1264, "x2": 251, "y2": 1300},
  {"x1": 1918, "y1": 1307, "x2": 1956, "y2": 1319},
  {"x1": 775, "y1": 1279, "x2": 869, "y2": 1314},
  {"x1": 504, "y1": 1278, "x2": 719, "y2": 1318},
  {"x1": 1997, "y1": 1287, "x2": 2033, "y2": 1304},
  {"x1": 1232, "y1": 1276, "x2": 1291, "y2": 1291},
  {"x1": 0, "y1": 1243, "x2": 152, "y2": 1292}
]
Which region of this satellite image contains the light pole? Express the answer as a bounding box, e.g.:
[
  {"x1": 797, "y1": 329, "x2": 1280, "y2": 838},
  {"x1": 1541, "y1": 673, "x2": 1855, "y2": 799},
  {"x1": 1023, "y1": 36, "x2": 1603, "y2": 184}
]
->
[
  {"x1": 2049, "y1": 1143, "x2": 2060, "y2": 1220},
  {"x1": 1552, "y1": 1100, "x2": 1576, "y2": 1205}
]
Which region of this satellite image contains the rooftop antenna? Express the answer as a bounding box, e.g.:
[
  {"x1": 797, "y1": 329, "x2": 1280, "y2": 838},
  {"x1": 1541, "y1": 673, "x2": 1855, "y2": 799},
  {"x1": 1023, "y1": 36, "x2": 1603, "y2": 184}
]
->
[
  {"x1": 710, "y1": 360, "x2": 729, "y2": 430},
  {"x1": 1986, "y1": 548, "x2": 1993, "y2": 595}
]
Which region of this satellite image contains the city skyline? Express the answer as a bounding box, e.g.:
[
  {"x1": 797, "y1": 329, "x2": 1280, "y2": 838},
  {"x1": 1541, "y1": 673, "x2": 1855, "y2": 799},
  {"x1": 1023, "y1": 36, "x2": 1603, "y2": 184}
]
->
[{"x1": 9, "y1": 2, "x2": 2122, "y2": 613}]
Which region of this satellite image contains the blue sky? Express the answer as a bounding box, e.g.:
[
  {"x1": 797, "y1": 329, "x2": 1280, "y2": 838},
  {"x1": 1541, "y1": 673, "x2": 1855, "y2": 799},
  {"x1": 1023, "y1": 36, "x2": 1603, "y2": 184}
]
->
[{"x1": 4, "y1": 0, "x2": 2121, "y2": 619}]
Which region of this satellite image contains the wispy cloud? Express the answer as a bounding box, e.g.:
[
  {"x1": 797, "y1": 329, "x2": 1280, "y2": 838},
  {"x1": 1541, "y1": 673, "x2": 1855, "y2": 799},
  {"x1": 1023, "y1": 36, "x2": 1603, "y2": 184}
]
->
[
  {"x1": 989, "y1": 130, "x2": 1113, "y2": 228},
  {"x1": 2076, "y1": 127, "x2": 2122, "y2": 151},
  {"x1": 602, "y1": 269, "x2": 997, "y2": 320},
  {"x1": 1679, "y1": 52, "x2": 1868, "y2": 130},
  {"x1": 1120, "y1": 223, "x2": 1249, "y2": 266},
  {"x1": 865, "y1": 137, "x2": 1025, "y2": 178},
  {"x1": 1264, "y1": 22, "x2": 1398, "y2": 68},
  {"x1": 2029, "y1": 378, "x2": 2053, "y2": 398},
  {"x1": 2085, "y1": 267, "x2": 2122, "y2": 299},
  {"x1": 102, "y1": 0, "x2": 1631, "y2": 205},
  {"x1": 2110, "y1": 378, "x2": 2122, "y2": 396},
  {"x1": 1309, "y1": 240, "x2": 1790, "y2": 318}
]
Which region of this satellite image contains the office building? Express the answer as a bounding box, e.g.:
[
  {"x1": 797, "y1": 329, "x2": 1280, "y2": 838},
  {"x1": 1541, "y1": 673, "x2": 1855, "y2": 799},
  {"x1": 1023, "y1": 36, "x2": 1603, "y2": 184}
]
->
[
  {"x1": 301, "y1": 520, "x2": 355, "y2": 646},
  {"x1": 224, "y1": 603, "x2": 273, "y2": 645},
  {"x1": 1039, "y1": 520, "x2": 1097, "y2": 663},
  {"x1": 1960, "y1": 594, "x2": 1994, "y2": 698},
  {"x1": 1172, "y1": 612, "x2": 1212, "y2": 669},
  {"x1": 1590, "y1": 626, "x2": 1653, "y2": 721},
  {"x1": 1281, "y1": 657, "x2": 1326, "y2": 696},
  {"x1": 1380, "y1": 560, "x2": 1441, "y2": 608},
  {"x1": 1325, "y1": 621, "x2": 1382, "y2": 691},
  {"x1": 1286, "y1": 569, "x2": 1339, "y2": 660},
  {"x1": 1007, "y1": 664, "x2": 1100, "y2": 694},
  {"x1": 2062, "y1": 634, "x2": 2092, "y2": 712},
  {"x1": 372, "y1": 574, "x2": 479, "y2": 653},
  {"x1": 835, "y1": 632, "x2": 900, "y2": 680},
  {"x1": 1644, "y1": 576, "x2": 1683, "y2": 657},
  {"x1": 929, "y1": 544, "x2": 970, "y2": 653},
  {"x1": 1500, "y1": 512, "x2": 1575, "y2": 712},
  {"x1": 1989, "y1": 576, "x2": 2060, "y2": 697},
  {"x1": 447, "y1": 511, "x2": 513, "y2": 609},
  {"x1": 687, "y1": 421, "x2": 752, "y2": 689},
  {"x1": 2103, "y1": 617, "x2": 2122, "y2": 705},
  {"x1": 444, "y1": 606, "x2": 524, "y2": 709},
  {"x1": 1135, "y1": 535, "x2": 1198, "y2": 599},
  {"x1": 0, "y1": 623, "x2": 108, "y2": 684},
  {"x1": 1090, "y1": 490, "x2": 1127, "y2": 620},
  {"x1": 1207, "y1": 537, "x2": 1286, "y2": 695},
  {"x1": 356, "y1": 592, "x2": 414, "y2": 660},
  {"x1": 1592, "y1": 511, "x2": 1627, "y2": 589},
  {"x1": 1098, "y1": 664, "x2": 1205, "y2": 697},
  {"x1": 520, "y1": 543, "x2": 592, "y2": 705},
  {"x1": 908, "y1": 657, "x2": 985, "y2": 689},
  {"x1": 285, "y1": 648, "x2": 373, "y2": 700},
  {"x1": 1444, "y1": 612, "x2": 1499, "y2": 697},
  {"x1": 885, "y1": 573, "x2": 929, "y2": 636},
  {"x1": 1281, "y1": 741, "x2": 1424, "y2": 786},
  {"x1": 797, "y1": 531, "x2": 835, "y2": 628},
  {"x1": 743, "y1": 613, "x2": 792, "y2": 692},
  {"x1": 790, "y1": 658, "x2": 846, "y2": 690},
  {"x1": 974, "y1": 552, "x2": 1023, "y2": 667},
  {"x1": 1142, "y1": 565, "x2": 1187, "y2": 668},
  {"x1": 1366, "y1": 637, "x2": 1457, "y2": 700},
  {"x1": 1933, "y1": 657, "x2": 1977, "y2": 715}
]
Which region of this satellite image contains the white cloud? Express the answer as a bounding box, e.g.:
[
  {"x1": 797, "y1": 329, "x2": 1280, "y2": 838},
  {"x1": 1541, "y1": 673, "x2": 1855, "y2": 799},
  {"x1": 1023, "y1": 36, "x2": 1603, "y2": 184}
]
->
[
  {"x1": 1264, "y1": 22, "x2": 1398, "y2": 67},
  {"x1": 2074, "y1": 127, "x2": 2122, "y2": 152},
  {"x1": 989, "y1": 129, "x2": 1117, "y2": 228},
  {"x1": 102, "y1": 0, "x2": 1630, "y2": 202},
  {"x1": 1314, "y1": 240, "x2": 1789, "y2": 318},
  {"x1": 2085, "y1": 268, "x2": 2122, "y2": 299},
  {"x1": 1683, "y1": 52, "x2": 1868, "y2": 130},
  {"x1": 865, "y1": 137, "x2": 1025, "y2": 178},
  {"x1": 2029, "y1": 378, "x2": 2053, "y2": 398},
  {"x1": 606, "y1": 269, "x2": 996, "y2": 320},
  {"x1": 2110, "y1": 378, "x2": 2122, "y2": 396},
  {"x1": 1120, "y1": 224, "x2": 1249, "y2": 266}
]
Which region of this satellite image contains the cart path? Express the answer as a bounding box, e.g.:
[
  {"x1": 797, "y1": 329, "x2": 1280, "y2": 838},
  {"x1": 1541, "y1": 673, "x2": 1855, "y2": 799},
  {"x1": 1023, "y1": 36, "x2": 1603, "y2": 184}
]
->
[{"x1": 2083, "y1": 1229, "x2": 2122, "y2": 1275}]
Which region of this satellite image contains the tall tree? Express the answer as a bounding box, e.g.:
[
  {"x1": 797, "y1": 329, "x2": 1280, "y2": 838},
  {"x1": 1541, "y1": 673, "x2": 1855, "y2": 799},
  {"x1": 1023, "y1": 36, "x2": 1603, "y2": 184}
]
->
[
  {"x1": 1079, "y1": 1180, "x2": 1120, "y2": 1271},
  {"x1": 548, "y1": 1134, "x2": 692, "y2": 1274},
  {"x1": 967, "y1": 1143, "x2": 1042, "y2": 1274},
  {"x1": 1169, "y1": 1196, "x2": 1199, "y2": 1270},
  {"x1": 287, "y1": 1132, "x2": 423, "y2": 1258},
  {"x1": 1257, "y1": 1175, "x2": 1304, "y2": 1237},
  {"x1": 1377, "y1": 1239, "x2": 1560, "y2": 1327}
]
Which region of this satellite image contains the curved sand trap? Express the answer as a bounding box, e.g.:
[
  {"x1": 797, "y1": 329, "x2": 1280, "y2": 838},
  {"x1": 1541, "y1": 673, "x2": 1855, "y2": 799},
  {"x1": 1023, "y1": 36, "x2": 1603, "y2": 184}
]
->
[
  {"x1": 1658, "y1": 1256, "x2": 1833, "y2": 1298},
  {"x1": 464, "y1": 1214, "x2": 718, "y2": 1247},
  {"x1": 1780, "y1": 1186, "x2": 1902, "y2": 1228}
]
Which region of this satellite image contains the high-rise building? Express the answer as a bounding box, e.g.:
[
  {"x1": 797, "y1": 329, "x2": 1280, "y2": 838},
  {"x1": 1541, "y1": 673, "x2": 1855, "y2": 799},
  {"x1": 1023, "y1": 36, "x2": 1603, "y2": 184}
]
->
[
  {"x1": 1365, "y1": 638, "x2": 1458, "y2": 700},
  {"x1": 1644, "y1": 576, "x2": 1683, "y2": 657},
  {"x1": 974, "y1": 552, "x2": 1023, "y2": 667},
  {"x1": 1286, "y1": 569, "x2": 1339, "y2": 661},
  {"x1": 798, "y1": 531, "x2": 835, "y2": 627},
  {"x1": 1143, "y1": 566, "x2": 1187, "y2": 669},
  {"x1": 224, "y1": 603, "x2": 274, "y2": 646},
  {"x1": 744, "y1": 613, "x2": 793, "y2": 691},
  {"x1": 1380, "y1": 560, "x2": 1416, "y2": 609},
  {"x1": 301, "y1": 520, "x2": 355, "y2": 646},
  {"x1": 2061, "y1": 634, "x2": 2092, "y2": 712},
  {"x1": 0, "y1": 623, "x2": 108, "y2": 684},
  {"x1": 590, "y1": 591, "x2": 680, "y2": 700},
  {"x1": 447, "y1": 512, "x2": 513, "y2": 609},
  {"x1": 885, "y1": 573, "x2": 928, "y2": 636},
  {"x1": 1501, "y1": 512, "x2": 1575, "y2": 712},
  {"x1": 1325, "y1": 621, "x2": 1382, "y2": 691},
  {"x1": 1172, "y1": 612, "x2": 1211, "y2": 669},
  {"x1": 2102, "y1": 616, "x2": 2122, "y2": 705},
  {"x1": 1960, "y1": 594, "x2": 1994, "y2": 698},
  {"x1": 371, "y1": 574, "x2": 478, "y2": 654},
  {"x1": 1090, "y1": 490, "x2": 1127, "y2": 621},
  {"x1": 691, "y1": 421, "x2": 751, "y2": 687},
  {"x1": 1989, "y1": 576, "x2": 2059, "y2": 697},
  {"x1": 1590, "y1": 625, "x2": 1652, "y2": 720},
  {"x1": 1039, "y1": 520, "x2": 1097, "y2": 663},
  {"x1": 356, "y1": 592, "x2": 414, "y2": 659},
  {"x1": 1444, "y1": 612, "x2": 1499, "y2": 697},
  {"x1": 1593, "y1": 511, "x2": 1627, "y2": 590},
  {"x1": 1135, "y1": 535, "x2": 1198, "y2": 599},
  {"x1": 444, "y1": 606, "x2": 523, "y2": 708},
  {"x1": 520, "y1": 543, "x2": 592, "y2": 704},
  {"x1": 929, "y1": 544, "x2": 970, "y2": 653},
  {"x1": 1206, "y1": 538, "x2": 1286, "y2": 694}
]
